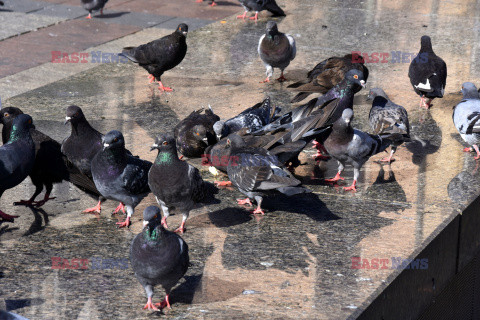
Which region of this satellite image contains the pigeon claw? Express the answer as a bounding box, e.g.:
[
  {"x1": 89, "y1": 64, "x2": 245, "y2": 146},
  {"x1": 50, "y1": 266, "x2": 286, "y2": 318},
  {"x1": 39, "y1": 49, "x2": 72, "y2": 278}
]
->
[
  {"x1": 116, "y1": 217, "x2": 131, "y2": 228},
  {"x1": 252, "y1": 207, "x2": 265, "y2": 215},
  {"x1": 214, "y1": 180, "x2": 232, "y2": 187},
  {"x1": 343, "y1": 180, "x2": 357, "y2": 192},
  {"x1": 161, "y1": 216, "x2": 169, "y2": 229},
  {"x1": 154, "y1": 295, "x2": 171, "y2": 309},
  {"x1": 112, "y1": 202, "x2": 126, "y2": 215},
  {"x1": 313, "y1": 152, "x2": 330, "y2": 161},
  {"x1": 463, "y1": 147, "x2": 473, "y2": 153},
  {"x1": 249, "y1": 12, "x2": 258, "y2": 20},
  {"x1": 237, "y1": 198, "x2": 253, "y2": 206},
  {"x1": 236, "y1": 12, "x2": 247, "y2": 19},
  {"x1": 82, "y1": 201, "x2": 102, "y2": 214},
  {"x1": 148, "y1": 74, "x2": 156, "y2": 84},
  {"x1": 210, "y1": 1, "x2": 217, "y2": 6},
  {"x1": 260, "y1": 77, "x2": 270, "y2": 83},
  {"x1": 379, "y1": 156, "x2": 394, "y2": 163},
  {"x1": 33, "y1": 196, "x2": 57, "y2": 207},
  {"x1": 0, "y1": 210, "x2": 19, "y2": 222},
  {"x1": 143, "y1": 297, "x2": 160, "y2": 311},
  {"x1": 195, "y1": 0, "x2": 202, "y2": 2},
  {"x1": 86, "y1": 13, "x2": 92, "y2": 19},
  {"x1": 325, "y1": 172, "x2": 344, "y2": 183},
  {"x1": 13, "y1": 199, "x2": 35, "y2": 207},
  {"x1": 276, "y1": 74, "x2": 287, "y2": 82},
  {"x1": 174, "y1": 223, "x2": 186, "y2": 234}
]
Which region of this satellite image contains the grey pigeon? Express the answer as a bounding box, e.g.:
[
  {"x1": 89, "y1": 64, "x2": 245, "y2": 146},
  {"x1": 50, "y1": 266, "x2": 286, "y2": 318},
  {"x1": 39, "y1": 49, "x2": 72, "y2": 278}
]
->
[
  {"x1": 81, "y1": 0, "x2": 108, "y2": 19},
  {"x1": 237, "y1": 0, "x2": 285, "y2": 20},
  {"x1": 217, "y1": 134, "x2": 310, "y2": 214},
  {"x1": 366, "y1": 88, "x2": 410, "y2": 163},
  {"x1": 121, "y1": 24, "x2": 188, "y2": 92},
  {"x1": 130, "y1": 206, "x2": 189, "y2": 311},
  {"x1": 213, "y1": 97, "x2": 280, "y2": 140},
  {"x1": 0, "y1": 114, "x2": 36, "y2": 222},
  {"x1": 149, "y1": 133, "x2": 218, "y2": 234},
  {"x1": 258, "y1": 21, "x2": 295, "y2": 83},
  {"x1": 174, "y1": 106, "x2": 219, "y2": 158},
  {"x1": 91, "y1": 130, "x2": 152, "y2": 228},
  {"x1": 408, "y1": 35, "x2": 447, "y2": 109},
  {"x1": 323, "y1": 109, "x2": 398, "y2": 192},
  {"x1": 453, "y1": 82, "x2": 480, "y2": 159},
  {"x1": 288, "y1": 54, "x2": 369, "y2": 103}
]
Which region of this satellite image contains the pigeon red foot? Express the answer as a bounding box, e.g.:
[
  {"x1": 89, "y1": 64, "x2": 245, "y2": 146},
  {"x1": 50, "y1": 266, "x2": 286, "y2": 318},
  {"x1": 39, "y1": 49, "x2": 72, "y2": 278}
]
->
[
  {"x1": 249, "y1": 12, "x2": 259, "y2": 20},
  {"x1": 148, "y1": 74, "x2": 155, "y2": 84},
  {"x1": 143, "y1": 297, "x2": 159, "y2": 311},
  {"x1": 161, "y1": 216, "x2": 169, "y2": 229},
  {"x1": 276, "y1": 72, "x2": 287, "y2": 82},
  {"x1": 237, "y1": 11, "x2": 247, "y2": 19},
  {"x1": 116, "y1": 216, "x2": 131, "y2": 228},
  {"x1": 112, "y1": 202, "x2": 126, "y2": 215},
  {"x1": 252, "y1": 206, "x2": 265, "y2": 215},
  {"x1": 214, "y1": 180, "x2": 232, "y2": 187},
  {"x1": 343, "y1": 180, "x2": 357, "y2": 192},
  {"x1": 86, "y1": 13, "x2": 92, "y2": 19},
  {"x1": 33, "y1": 194, "x2": 57, "y2": 207},
  {"x1": 237, "y1": 198, "x2": 253, "y2": 206},
  {"x1": 312, "y1": 141, "x2": 330, "y2": 161},
  {"x1": 155, "y1": 295, "x2": 171, "y2": 309},
  {"x1": 0, "y1": 210, "x2": 19, "y2": 222},
  {"x1": 325, "y1": 172, "x2": 344, "y2": 183},
  {"x1": 158, "y1": 81, "x2": 173, "y2": 92},
  {"x1": 174, "y1": 221, "x2": 186, "y2": 234},
  {"x1": 82, "y1": 200, "x2": 102, "y2": 214}
]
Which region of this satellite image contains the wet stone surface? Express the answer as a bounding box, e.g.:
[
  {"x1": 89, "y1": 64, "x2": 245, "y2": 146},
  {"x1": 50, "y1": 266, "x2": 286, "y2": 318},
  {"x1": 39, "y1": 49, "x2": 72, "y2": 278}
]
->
[{"x1": 2, "y1": 0, "x2": 480, "y2": 319}]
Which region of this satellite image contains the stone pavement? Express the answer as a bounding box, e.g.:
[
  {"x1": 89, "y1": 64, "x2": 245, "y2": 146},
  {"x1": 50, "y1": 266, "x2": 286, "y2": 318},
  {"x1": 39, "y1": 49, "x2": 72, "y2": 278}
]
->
[{"x1": 1, "y1": 0, "x2": 480, "y2": 319}]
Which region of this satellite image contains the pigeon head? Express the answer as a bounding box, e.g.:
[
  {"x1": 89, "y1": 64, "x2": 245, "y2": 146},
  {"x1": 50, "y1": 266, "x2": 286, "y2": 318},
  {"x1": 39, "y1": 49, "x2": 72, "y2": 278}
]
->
[
  {"x1": 225, "y1": 134, "x2": 245, "y2": 150},
  {"x1": 0, "y1": 107, "x2": 24, "y2": 126},
  {"x1": 366, "y1": 88, "x2": 388, "y2": 101},
  {"x1": 213, "y1": 121, "x2": 225, "y2": 140},
  {"x1": 461, "y1": 82, "x2": 479, "y2": 99},
  {"x1": 176, "y1": 23, "x2": 188, "y2": 36},
  {"x1": 142, "y1": 206, "x2": 164, "y2": 238},
  {"x1": 192, "y1": 125, "x2": 208, "y2": 144},
  {"x1": 65, "y1": 105, "x2": 86, "y2": 125},
  {"x1": 9, "y1": 114, "x2": 35, "y2": 141},
  {"x1": 151, "y1": 132, "x2": 176, "y2": 153},
  {"x1": 345, "y1": 69, "x2": 365, "y2": 88},
  {"x1": 102, "y1": 130, "x2": 125, "y2": 151},
  {"x1": 341, "y1": 108, "x2": 353, "y2": 124},
  {"x1": 266, "y1": 21, "x2": 279, "y2": 37},
  {"x1": 420, "y1": 35, "x2": 433, "y2": 52}
]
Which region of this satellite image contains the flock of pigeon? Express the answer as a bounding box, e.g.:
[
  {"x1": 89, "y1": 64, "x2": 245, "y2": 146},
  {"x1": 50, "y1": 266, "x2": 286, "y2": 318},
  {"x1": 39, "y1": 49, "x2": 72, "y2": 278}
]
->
[{"x1": 2, "y1": 0, "x2": 480, "y2": 313}]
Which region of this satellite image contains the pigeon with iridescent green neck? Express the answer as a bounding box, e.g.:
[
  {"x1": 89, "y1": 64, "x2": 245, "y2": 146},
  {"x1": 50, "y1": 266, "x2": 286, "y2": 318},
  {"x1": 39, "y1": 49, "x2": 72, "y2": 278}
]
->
[
  {"x1": 130, "y1": 206, "x2": 189, "y2": 311},
  {"x1": 0, "y1": 114, "x2": 36, "y2": 222},
  {"x1": 148, "y1": 132, "x2": 217, "y2": 234}
]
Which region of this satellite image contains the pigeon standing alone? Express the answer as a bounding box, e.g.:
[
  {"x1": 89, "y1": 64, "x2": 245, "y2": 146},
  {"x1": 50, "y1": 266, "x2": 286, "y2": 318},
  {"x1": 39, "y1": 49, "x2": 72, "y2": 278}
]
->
[
  {"x1": 91, "y1": 130, "x2": 152, "y2": 228},
  {"x1": 237, "y1": 0, "x2": 286, "y2": 21},
  {"x1": 323, "y1": 109, "x2": 397, "y2": 192},
  {"x1": 81, "y1": 0, "x2": 108, "y2": 19},
  {"x1": 0, "y1": 114, "x2": 36, "y2": 222},
  {"x1": 366, "y1": 88, "x2": 410, "y2": 163},
  {"x1": 149, "y1": 133, "x2": 218, "y2": 234},
  {"x1": 258, "y1": 21, "x2": 296, "y2": 83},
  {"x1": 130, "y1": 206, "x2": 189, "y2": 311},
  {"x1": 288, "y1": 54, "x2": 369, "y2": 103},
  {"x1": 452, "y1": 82, "x2": 480, "y2": 159},
  {"x1": 408, "y1": 35, "x2": 447, "y2": 109},
  {"x1": 121, "y1": 24, "x2": 188, "y2": 93},
  {"x1": 174, "y1": 107, "x2": 219, "y2": 158}
]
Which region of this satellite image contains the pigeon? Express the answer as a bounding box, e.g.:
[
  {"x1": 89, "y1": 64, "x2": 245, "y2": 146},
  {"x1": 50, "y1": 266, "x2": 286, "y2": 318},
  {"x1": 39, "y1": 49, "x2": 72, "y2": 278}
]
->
[
  {"x1": 288, "y1": 54, "x2": 369, "y2": 103},
  {"x1": 130, "y1": 206, "x2": 189, "y2": 311},
  {"x1": 258, "y1": 21, "x2": 295, "y2": 83},
  {"x1": 217, "y1": 134, "x2": 310, "y2": 214},
  {"x1": 237, "y1": 0, "x2": 285, "y2": 21},
  {"x1": 81, "y1": 0, "x2": 108, "y2": 19},
  {"x1": 213, "y1": 97, "x2": 280, "y2": 140},
  {"x1": 0, "y1": 114, "x2": 36, "y2": 222},
  {"x1": 366, "y1": 88, "x2": 410, "y2": 163},
  {"x1": 91, "y1": 130, "x2": 152, "y2": 228},
  {"x1": 0, "y1": 107, "x2": 94, "y2": 207},
  {"x1": 120, "y1": 24, "x2": 188, "y2": 92},
  {"x1": 323, "y1": 109, "x2": 398, "y2": 192},
  {"x1": 174, "y1": 106, "x2": 219, "y2": 158},
  {"x1": 149, "y1": 133, "x2": 218, "y2": 234},
  {"x1": 408, "y1": 35, "x2": 447, "y2": 109},
  {"x1": 452, "y1": 82, "x2": 480, "y2": 159}
]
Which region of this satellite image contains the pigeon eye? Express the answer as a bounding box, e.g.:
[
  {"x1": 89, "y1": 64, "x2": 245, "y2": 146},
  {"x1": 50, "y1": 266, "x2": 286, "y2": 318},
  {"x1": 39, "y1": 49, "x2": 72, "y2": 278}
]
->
[
  {"x1": 74, "y1": 112, "x2": 79, "y2": 117},
  {"x1": 28, "y1": 119, "x2": 32, "y2": 124},
  {"x1": 153, "y1": 214, "x2": 157, "y2": 219},
  {"x1": 3, "y1": 113, "x2": 9, "y2": 117},
  {"x1": 196, "y1": 132, "x2": 200, "y2": 136},
  {"x1": 354, "y1": 75, "x2": 359, "y2": 79},
  {"x1": 163, "y1": 141, "x2": 168, "y2": 145},
  {"x1": 113, "y1": 138, "x2": 118, "y2": 142}
]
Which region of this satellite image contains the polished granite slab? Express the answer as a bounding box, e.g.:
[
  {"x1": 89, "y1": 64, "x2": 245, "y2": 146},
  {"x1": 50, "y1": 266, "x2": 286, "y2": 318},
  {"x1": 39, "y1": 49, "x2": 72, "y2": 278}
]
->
[{"x1": 1, "y1": 0, "x2": 480, "y2": 319}]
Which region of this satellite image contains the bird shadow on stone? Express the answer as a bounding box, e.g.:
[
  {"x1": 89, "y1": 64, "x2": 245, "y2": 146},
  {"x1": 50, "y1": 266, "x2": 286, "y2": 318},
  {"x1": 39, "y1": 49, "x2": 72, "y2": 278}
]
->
[
  {"x1": 0, "y1": 224, "x2": 19, "y2": 238},
  {"x1": 207, "y1": 207, "x2": 252, "y2": 228},
  {"x1": 95, "y1": 11, "x2": 129, "y2": 19},
  {"x1": 4, "y1": 298, "x2": 44, "y2": 311},
  {"x1": 405, "y1": 111, "x2": 442, "y2": 167},
  {"x1": 22, "y1": 206, "x2": 49, "y2": 237}
]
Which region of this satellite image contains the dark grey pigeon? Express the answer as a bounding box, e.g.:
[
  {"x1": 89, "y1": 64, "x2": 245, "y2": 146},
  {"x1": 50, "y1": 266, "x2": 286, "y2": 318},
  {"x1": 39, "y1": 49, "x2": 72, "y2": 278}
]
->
[
  {"x1": 258, "y1": 21, "x2": 295, "y2": 83},
  {"x1": 81, "y1": 0, "x2": 108, "y2": 19},
  {"x1": 0, "y1": 114, "x2": 35, "y2": 222},
  {"x1": 130, "y1": 206, "x2": 189, "y2": 311},
  {"x1": 288, "y1": 54, "x2": 369, "y2": 103},
  {"x1": 237, "y1": 0, "x2": 285, "y2": 20},
  {"x1": 149, "y1": 133, "x2": 218, "y2": 234},
  {"x1": 91, "y1": 130, "x2": 152, "y2": 228},
  {"x1": 213, "y1": 97, "x2": 280, "y2": 140},
  {"x1": 453, "y1": 82, "x2": 480, "y2": 159},
  {"x1": 366, "y1": 88, "x2": 410, "y2": 163},
  {"x1": 174, "y1": 106, "x2": 219, "y2": 158},
  {"x1": 323, "y1": 109, "x2": 398, "y2": 192},
  {"x1": 121, "y1": 24, "x2": 188, "y2": 92},
  {"x1": 217, "y1": 134, "x2": 310, "y2": 214},
  {"x1": 408, "y1": 35, "x2": 447, "y2": 109},
  {"x1": 0, "y1": 107, "x2": 95, "y2": 207}
]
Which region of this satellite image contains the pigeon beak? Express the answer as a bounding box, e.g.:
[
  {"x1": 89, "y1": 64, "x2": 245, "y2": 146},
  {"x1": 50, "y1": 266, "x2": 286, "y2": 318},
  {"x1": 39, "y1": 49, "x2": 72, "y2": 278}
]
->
[
  {"x1": 216, "y1": 134, "x2": 222, "y2": 141},
  {"x1": 150, "y1": 143, "x2": 159, "y2": 151},
  {"x1": 143, "y1": 220, "x2": 149, "y2": 228},
  {"x1": 103, "y1": 143, "x2": 109, "y2": 150},
  {"x1": 182, "y1": 31, "x2": 188, "y2": 36},
  {"x1": 360, "y1": 80, "x2": 366, "y2": 88},
  {"x1": 202, "y1": 137, "x2": 208, "y2": 143},
  {"x1": 64, "y1": 116, "x2": 71, "y2": 125}
]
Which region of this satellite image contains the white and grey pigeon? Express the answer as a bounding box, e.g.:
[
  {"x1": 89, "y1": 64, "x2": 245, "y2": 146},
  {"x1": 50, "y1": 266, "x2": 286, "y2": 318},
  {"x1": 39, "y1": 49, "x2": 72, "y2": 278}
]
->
[
  {"x1": 148, "y1": 133, "x2": 218, "y2": 234},
  {"x1": 452, "y1": 82, "x2": 480, "y2": 159},
  {"x1": 130, "y1": 206, "x2": 189, "y2": 311},
  {"x1": 91, "y1": 130, "x2": 152, "y2": 228},
  {"x1": 213, "y1": 97, "x2": 280, "y2": 140},
  {"x1": 408, "y1": 35, "x2": 447, "y2": 109},
  {"x1": 366, "y1": 88, "x2": 410, "y2": 163},
  {"x1": 81, "y1": 0, "x2": 108, "y2": 19},
  {"x1": 258, "y1": 21, "x2": 296, "y2": 83},
  {"x1": 323, "y1": 109, "x2": 398, "y2": 192},
  {"x1": 237, "y1": 0, "x2": 285, "y2": 21},
  {"x1": 217, "y1": 134, "x2": 310, "y2": 214},
  {"x1": 0, "y1": 114, "x2": 36, "y2": 222}
]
